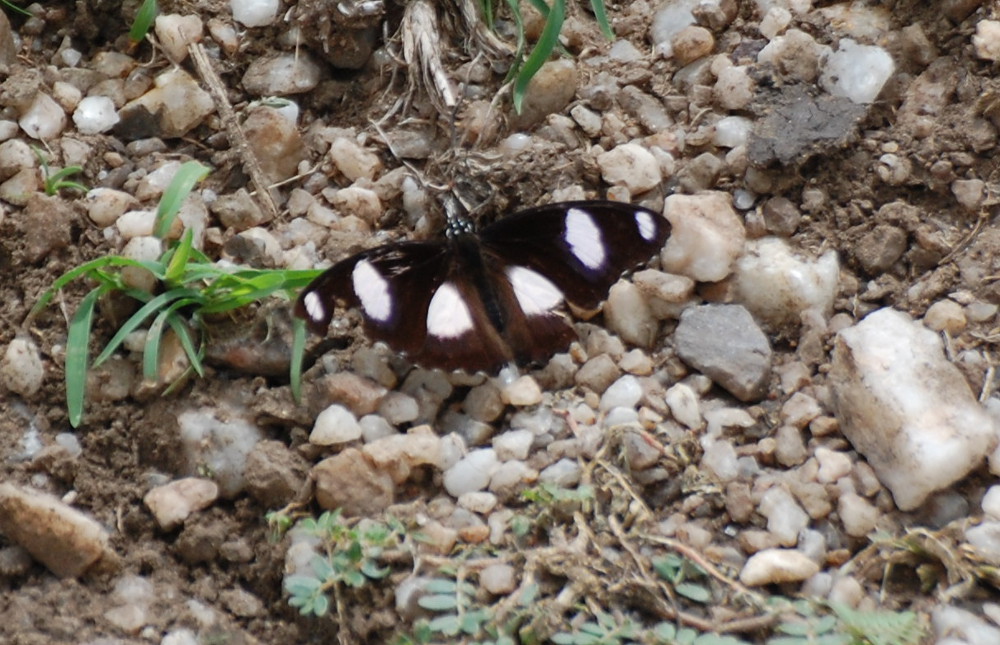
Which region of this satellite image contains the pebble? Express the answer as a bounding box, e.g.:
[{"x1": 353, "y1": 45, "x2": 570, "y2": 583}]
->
[
  {"x1": 464, "y1": 381, "x2": 505, "y2": 422},
  {"x1": 574, "y1": 354, "x2": 621, "y2": 394},
  {"x1": 377, "y1": 391, "x2": 420, "y2": 425},
  {"x1": 856, "y1": 225, "x2": 906, "y2": 274},
  {"x1": 242, "y1": 52, "x2": 322, "y2": 96},
  {"x1": 671, "y1": 25, "x2": 714, "y2": 65},
  {"x1": 243, "y1": 105, "x2": 307, "y2": 183},
  {"x1": 0, "y1": 482, "x2": 114, "y2": 578},
  {"x1": 819, "y1": 39, "x2": 894, "y2": 104},
  {"x1": 501, "y1": 375, "x2": 543, "y2": 406},
  {"x1": 740, "y1": 548, "x2": 820, "y2": 586},
  {"x1": 328, "y1": 136, "x2": 382, "y2": 182},
  {"x1": 154, "y1": 14, "x2": 203, "y2": 63},
  {"x1": 0, "y1": 139, "x2": 34, "y2": 177},
  {"x1": 712, "y1": 115, "x2": 752, "y2": 148},
  {"x1": 702, "y1": 439, "x2": 739, "y2": 481},
  {"x1": 725, "y1": 482, "x2": 754, "y2": 523},
  {"x1": 952, "y1": 178, "x2": 986, "y2": 211},
  {"x1": 510, "y1": 59, "x2": 578, "y2": 130},
  {"x1": 489, "y1": 460, "x2": 538, "y2": 497},
  {"x1": 604, "y1": 281, "x2": 658, "y2": 347},
  {"x1": 661, "y1": 191, "x2": 745, "y2": 282},
  {"x1": 479, "y1": 563, "x2": 517, "y2": 595},
  {"x1": 781, "y1": 392, "x2": 822, "y2": 429},
  {"x1": 119, "y1": 236, "x2": 162, "y2": 292},
  {"x1": 19, "y1": 92, "x2": 66, "y2": 139},
  {"x1": 964, "y1": 522, "x2": 1000, "y2": 566},
  {"x1": 829, "y1": 308, "x2": 997, "y2": 510},
  {"x1": 1, "y1": 337, "x2": 44, "y2": 397},
  {"x1": 538, "y1": 458, "x2": 582, "y2": 487},
  {"x1": 596, "y1": 143, "x2": 662, "y2": 194},
  {"x1": 974, "y1": 19, "x2": 1000, "y2": 62},
  {"x1": 759, "y1": 486, "x2": 809, "y2": 546},
  {"x1": 618, "y1": 349, "x2": 654, "y2": 375},
  {"x1": 714, "y1": 66, "x2": 754, "y2": 110},
  {"x1": 983, "y1": 486, "x2": 1000, "y2": 520},
  {"x1": 649, "y1": 0, "x2": 698, "y2": 54},
  {"x1": 458, "y1": 491, "x2": 498, "y2": 515},
  {"x1": 493, "y1": 429, "x2": 534, "y2": 462},
  {"x1": 177, "y1": 406, "x2": 263, "y2": 497},
  {"x1": 143, "y1": 478, "x2": 219, "y2": 531},
  {"x1": 923, "y1": 300, "x2": 967, "y2": 335},
  {"x1": 72, "y1": 95, "x2": 119, "y2": 134},
  {"x1": 664, "y1": 383, "x2": 702, "y2": 429},
  {"x1": 363, "y1": 427, "x2": 442, "y2": 484},
  {"x1": 774, "y1": 426, "x2": 807, "y2": 467},
  {"x1": 312, "y1": 447, "x2": 394, "y2": 516},
  {"x1": 85, "y1": 187, "x2": 136, "y2": 227},
  {"x1": 0, "y1": 167, "x2": 39, "y2": 205},
  {"x1": 838, "y1": 492, "x2": 877, "y2": 537},
  {"x1": 309, "y1": 404, "x2": 363, "y2": 445},
  {"x1": 599, "y1": 375, "x2": 643, "y2": 411},
  {"x1": 814, "y1": 447, "x2": 852, "y2": 484},
  {"x1": 243, "y1": 439, "x2": 307, "y2": 508},
  {"x1": 733, "y1": 237, "x2": 839, "y2": 328},
  {"x1": 931, "y1": 606, "x2": 1000, "y2": 644},
  {"x1": 231, "y1": 0, "x2": 278, "y2": 27},
  {"x1": 674, "y1": 304, "x2": 773, "y2": 402},
  {"x1": 444, "y1": 449, "x2": 500, "y2": 497},
  {"x1": 116, "y1": 69, "x2": 213, "y2": 139},
  {"x1": 314, "y1": 371, "x2": 388, "y2": 417}
]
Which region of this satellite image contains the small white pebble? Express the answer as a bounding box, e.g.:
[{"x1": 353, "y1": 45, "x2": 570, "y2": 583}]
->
[
  {"x1": 501, "y1": 375, "x2": 543, "y2": 407},
  {"x1": 1, "y1": 338, "x2": 44, "y2": 396},
  {"x1": 665, "y1": 383, "x2": 702, "y2": 429},
  {"x1": 924, "y1": 300, "x2": 967, "y2": 335},
  {"x1": 309, "y1": 404, "x2": 362, "y2": 445}
]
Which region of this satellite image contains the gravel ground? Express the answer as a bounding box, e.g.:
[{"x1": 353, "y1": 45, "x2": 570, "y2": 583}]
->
[{"x1": 2, "y1": 1, "x2": 1000, "y2": 643}]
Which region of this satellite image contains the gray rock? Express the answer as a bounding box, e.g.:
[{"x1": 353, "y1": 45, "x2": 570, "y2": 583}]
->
[{"x1": 674, "y1": 304, "x2": 772, "y2": 401}]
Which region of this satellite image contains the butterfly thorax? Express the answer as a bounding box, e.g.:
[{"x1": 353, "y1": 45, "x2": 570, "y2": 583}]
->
[
  {"x1": 450, "y1": 232, "x2": 508, "y2": 333},
  {"x1": 445, "y1": 217, "x2": 477, "y2": 239}
]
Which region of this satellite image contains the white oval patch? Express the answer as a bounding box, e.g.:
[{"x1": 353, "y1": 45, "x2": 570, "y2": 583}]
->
[
  {"x1": 507, "y1": 265, "x2": 564, "y2": 315},
  {"x1": 302, "y1": 290, "x2": 327, "y2": 323},
  {"x1": 564, "y1": 208, "x2": 606, "y2": 270},
  {"x1": 635, "y1": 210, "x2": 657, "y2": 242},
  {"x1": 352, "y1": 259, "x2": 392, "y2": 323},
  {"x1": 426, "y1": 282, "x2": 474, "y2": 339}
]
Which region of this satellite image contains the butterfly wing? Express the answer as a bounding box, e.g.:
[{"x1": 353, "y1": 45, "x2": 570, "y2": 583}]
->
[
  {"x1": 295, "y1": 241, "x2": 452, "y2": 357},
  {"x1": 478, "y1": 200, "x2": 670, "y2": 309}
]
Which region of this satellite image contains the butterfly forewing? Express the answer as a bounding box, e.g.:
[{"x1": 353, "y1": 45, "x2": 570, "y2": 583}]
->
[
  {"x1": 295, "y1": 241, "x2": 452, "y2": 355},
  {"x1": 478, "y1": 201, "x2": 670, "y2": 309}
]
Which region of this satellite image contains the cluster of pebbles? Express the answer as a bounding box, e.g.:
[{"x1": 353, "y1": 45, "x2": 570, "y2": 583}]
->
[{"x1": 2, "y1": 0, "x2": 1000, "y2": 642}]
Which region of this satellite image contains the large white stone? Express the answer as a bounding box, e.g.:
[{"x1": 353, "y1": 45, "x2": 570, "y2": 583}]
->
[
  {"x1": 660, "y1": 191, "x2": 745, "y2": 282},
  {"x1": 829, "y1": 308, "x2": 999, "y2": 511},
  {"x1": 733, "y1": 237, "x2": 838, "y2": 328}
]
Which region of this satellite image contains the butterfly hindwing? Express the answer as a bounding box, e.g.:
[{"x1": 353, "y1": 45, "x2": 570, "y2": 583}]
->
[{"x1": 478, "y1": 200, "x2": 670, "y2": 309}]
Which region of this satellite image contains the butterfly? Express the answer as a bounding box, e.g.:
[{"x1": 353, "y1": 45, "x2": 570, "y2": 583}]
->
[{"x1": 295, "y1": 200, "x2": 670, "y2": 374}]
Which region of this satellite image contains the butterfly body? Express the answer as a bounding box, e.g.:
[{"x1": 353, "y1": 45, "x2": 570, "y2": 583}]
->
[{"x1": 296, "y1": 200, "x2": 670, "y2": 373}]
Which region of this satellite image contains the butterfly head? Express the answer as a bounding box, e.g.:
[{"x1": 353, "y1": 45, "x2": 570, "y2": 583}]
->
[{"x1": 445, "y1": 217, "x2": 476, "y2": 239}]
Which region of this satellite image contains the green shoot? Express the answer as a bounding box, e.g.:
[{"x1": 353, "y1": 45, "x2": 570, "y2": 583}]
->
[
  {"x1": 33, "y1": 147, "x2": 87, "y2": 196},
  {"x1": 129, "y1": 0, "x2": 158, "y2": 44},
  {"x1": 29, "y1": 160, "x2": 319, "y2": 426},
  {"x1": 1, "y1": 1, "x2": 31, "y2": 17}
]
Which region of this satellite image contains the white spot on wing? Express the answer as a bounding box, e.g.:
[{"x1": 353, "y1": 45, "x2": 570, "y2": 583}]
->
[
  {"x1": 352, "y1": 259, "x2": 392, "y2": 323},
  {"x1": 302, "y1": 291, "x2": 326, "y2": 323},
  {"x1": 564, "y1": 208, "x2": 606, "y2": 270},
  {"x1": 507, "y1": 265, "x2": 564, "y2": 315},
  {"x1": 426, "y1": 282, "x2": 474, "y2": 339},
  {"x1": 635, "y1": 210, "x2": 657, "y2": 241}
]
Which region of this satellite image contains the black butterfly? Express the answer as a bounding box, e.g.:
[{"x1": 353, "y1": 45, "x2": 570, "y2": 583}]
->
[{"x1": 295, "y1": 200, "x2": 670, "y2": 374}]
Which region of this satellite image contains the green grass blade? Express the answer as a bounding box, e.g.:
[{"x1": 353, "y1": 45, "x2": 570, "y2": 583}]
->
[
  {"x1": 164, "y1": 228, "x2": 195, "y2": 285},
  {"x1": 66, "y1": 286, "x2": 110, "y2": 427},
  {"x1": 479, "y1": 0, "x2": 494, "y2": 29},
  {"x1": 29, "y1": 257, "x2": 157, "y2": 319},
  {"x1": 290, "y1": 317, "x2": 306, "y2": 402},
  {"x1": 142, "y1": 298, "x2": 201, "y2": 381},
  {"x1": 512, "y1": 0, "x2": 565, "y2": 113},
  {"x1": 589, "y1": 0, "x2": 614, "y2": 40},
  {"x1": 525, "y1": 0, "x2": 549, "y2": 16},
  {"x1": 1, "y1": 0, "x2": 32, "y2": 17},
  {"x1": 92, "y1": 288, "x2": 202, "y2": 367},
  {"x1": 153, "y1": 160, "x2": 210, "y2": 239},
  {"x1": 166, "y1": 314, "x2": 204, "y2": 377},
  {"x1": 129, "y1": 0, "x2": 158, "y2": 43}
]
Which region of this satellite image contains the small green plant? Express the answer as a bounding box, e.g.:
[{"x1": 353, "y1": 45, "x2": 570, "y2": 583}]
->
[
  {"x1": 129, "y1": 0, "x2": 157, "y2": 43},
  {"x1": 652, "y1": 553, "x2": 713, "y2": 604},
  {"x1": 284, "y1": 510, "x2": 403, "y2": 617},
  {"x1": 34, "y1": 147, "x2": 87, "y2": 196},
  {"x1": 404, "y1": 578, "x2": 538, "y2": 645},
  {"x1": 766, "y1": 599, "x2": 925, "y2": 645},
  {"x1": 478, "y1": 0, "x2": 613, "y2": 113},
  {"x1": 29, "y1": 160, "x2": 318, "y2": 426}
]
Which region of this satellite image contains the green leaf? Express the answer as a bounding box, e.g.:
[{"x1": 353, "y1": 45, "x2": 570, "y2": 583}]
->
[
  {"x1": 92, "y1": 288, "x2": 200, "y2": 367},
  {"x1": 312, "y1": 592, "x2": 330, "y2": 617},
  {"x1": 284, "y1": 574, "x2": 322, "y2": 596},
  {"x1": 129, "y1": 0, "x2": 158, "y2": 43},
  {"x1": 427, "y1": 613, "x2": 462, "y2": 637},
  {"x1": 65, "y1": 286, "x2": 110, "y2": 427},
  {"x1": 154, "y1": 160, "x2": 210, "y2": 239},
  {"x1": 512, "y1": 0, "x2": 565, "y2": 114},
  {"x1": 163, "y1": 229, "x2": 195, "y2": 285},
  {"x1": 419, "y1": 594, "x2": 459, "y2": 611},
  {"x1": 425, "y1": 579, "x2": 458, "y2": 594},
  {"x1": 360, "y1": 559, "x2": 391, "y2": 579},
  {"x1": 675, "y1": 582, "x2": 712, "y2": 603}
]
